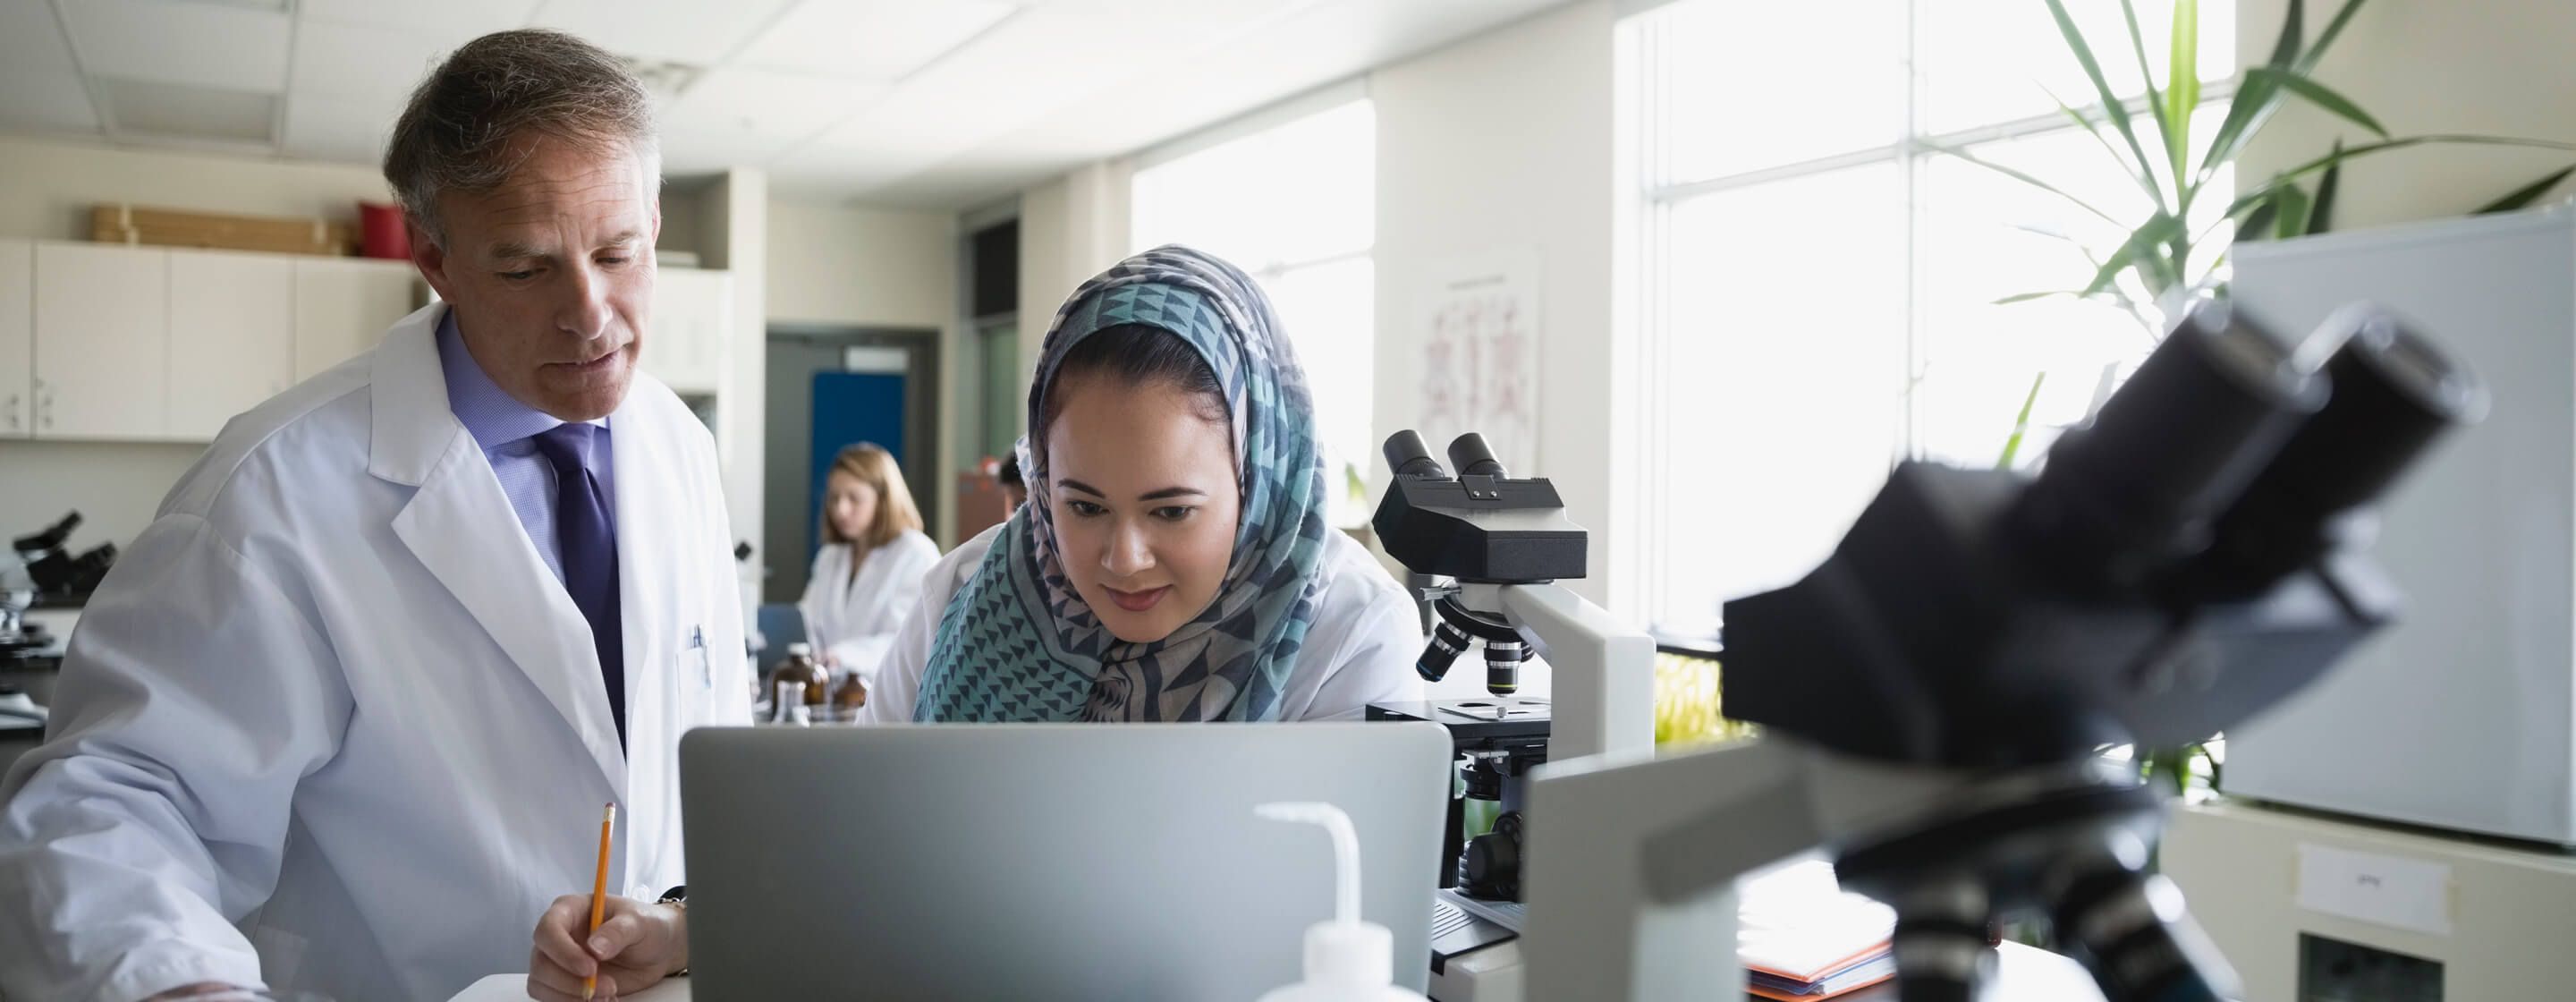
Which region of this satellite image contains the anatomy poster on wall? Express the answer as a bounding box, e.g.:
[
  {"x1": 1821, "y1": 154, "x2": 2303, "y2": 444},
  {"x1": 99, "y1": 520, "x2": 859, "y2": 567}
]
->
[{"x1": 1416, "y1": 247, "x2": 1542, "y2": 477}]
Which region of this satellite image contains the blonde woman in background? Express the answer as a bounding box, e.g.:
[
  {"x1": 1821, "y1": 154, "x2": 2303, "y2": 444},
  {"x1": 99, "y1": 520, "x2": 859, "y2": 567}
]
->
[{"x1": 799, "y1": 443, "x2": 941, "y2": 684}]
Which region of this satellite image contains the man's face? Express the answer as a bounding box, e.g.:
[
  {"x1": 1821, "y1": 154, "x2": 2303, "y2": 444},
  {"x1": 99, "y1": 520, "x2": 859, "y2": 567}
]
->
[{"x1": 411, "y1": 136, "x2": 659, "y2": 422}]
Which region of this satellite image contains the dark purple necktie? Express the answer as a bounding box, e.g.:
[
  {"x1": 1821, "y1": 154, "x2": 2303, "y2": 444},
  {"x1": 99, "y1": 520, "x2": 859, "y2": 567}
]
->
[{"x1": 532, "y1": 423, "x2": 624, "y2": 748}]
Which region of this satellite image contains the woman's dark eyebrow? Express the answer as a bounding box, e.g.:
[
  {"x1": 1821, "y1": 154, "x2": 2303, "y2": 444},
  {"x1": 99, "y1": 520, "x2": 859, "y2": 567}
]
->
[{"x1": 1056, "y1": 480, "x2": 1205, "y2": 502}]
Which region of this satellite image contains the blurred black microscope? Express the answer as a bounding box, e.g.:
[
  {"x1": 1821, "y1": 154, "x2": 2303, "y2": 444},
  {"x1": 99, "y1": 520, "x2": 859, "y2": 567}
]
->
[{"x1": 4, "y1": 512, "x2": 115, "y2": 666}]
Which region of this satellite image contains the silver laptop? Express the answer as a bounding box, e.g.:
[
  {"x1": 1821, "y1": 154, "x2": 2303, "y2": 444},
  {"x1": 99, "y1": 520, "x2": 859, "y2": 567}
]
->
[{"x1": 679, "y1": 722, "x2": 1452, "y2": 1000}]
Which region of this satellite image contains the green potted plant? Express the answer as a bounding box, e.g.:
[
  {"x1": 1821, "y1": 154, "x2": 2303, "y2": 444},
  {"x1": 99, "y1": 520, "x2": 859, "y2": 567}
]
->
[{"x1": 1944, "y1": 0, "x2": 2576, "y2": 339}]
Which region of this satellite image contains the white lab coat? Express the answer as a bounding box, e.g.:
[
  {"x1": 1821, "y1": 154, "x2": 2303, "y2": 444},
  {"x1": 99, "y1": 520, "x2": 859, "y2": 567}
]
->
[
  {"x1": 862, "y1": 525, "x2": 1425, "y2": 722},
  {"x1": 795, "y1": 531, "x2": 941, "y2": 684},
  {"x1": 0, "y1": 304, "x2": 752, "y2": 1002}
]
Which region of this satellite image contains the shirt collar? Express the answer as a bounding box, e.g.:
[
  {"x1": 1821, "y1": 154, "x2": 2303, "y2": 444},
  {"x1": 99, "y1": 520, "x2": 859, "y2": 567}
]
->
[{"x1": 436, "y1": 309, "x2": 602, "y2": 449}]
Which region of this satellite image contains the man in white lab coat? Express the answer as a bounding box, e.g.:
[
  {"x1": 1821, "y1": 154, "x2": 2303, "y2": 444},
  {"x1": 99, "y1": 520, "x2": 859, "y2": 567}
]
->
[{"x1": 0, "y1": 30, "x2": 750, "y2": 1002}]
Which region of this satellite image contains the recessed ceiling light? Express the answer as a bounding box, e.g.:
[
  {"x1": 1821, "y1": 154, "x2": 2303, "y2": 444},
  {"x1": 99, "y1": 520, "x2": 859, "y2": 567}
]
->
[{"x1": 94, "y1": 74, "x2": 278, "y2": 148}]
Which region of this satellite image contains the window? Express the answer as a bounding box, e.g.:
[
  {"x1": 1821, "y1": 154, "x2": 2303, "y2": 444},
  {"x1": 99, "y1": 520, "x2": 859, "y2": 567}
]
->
[
  {"x1": 1634, "y1": 0, "x2": 2235, "y2": 639},
  {"x1": 1131, "y1": 98, "x2": 1377, "y2": 525}
]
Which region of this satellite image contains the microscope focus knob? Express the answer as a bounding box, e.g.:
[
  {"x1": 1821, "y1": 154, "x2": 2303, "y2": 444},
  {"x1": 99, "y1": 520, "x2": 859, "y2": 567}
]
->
[{"x1": 1461, "y1": 811, "x2": 1526, "y2": 901}]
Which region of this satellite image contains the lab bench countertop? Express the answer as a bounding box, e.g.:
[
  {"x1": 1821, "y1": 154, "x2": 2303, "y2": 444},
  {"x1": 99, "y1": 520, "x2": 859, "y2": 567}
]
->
[{"x1": 449, "y1": 941, "x2": 2105, "y2": 1001}]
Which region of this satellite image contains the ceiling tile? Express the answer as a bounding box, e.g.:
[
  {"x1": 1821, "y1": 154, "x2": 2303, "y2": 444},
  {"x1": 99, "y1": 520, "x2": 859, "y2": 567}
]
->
[
  {"x1": 734, "y1": 0, "x2": 1016, "y2": 80},
  {"x1": 280, "y1": 93, "x2": 403, "y2": 165},
  {"x1": 61, "y1": 0, "x2": 292, "y2": 92},
  {"x1": 97, "y1": 76, "x2": 276, "y2": 146},
  {"x1": 291, "y1": 21, "x2": 465, "y2": 107},
  {"x1": 0, "y1": 65, "x2": 102, "y2": 137},
  {"x1": 527, "y1": 0, "x2": 798, "y2": 65},
  {"x1": 660, "y1": 123, "x2": 806, "y2": 175},
  {"x1": 0, "y1": 0, "x2": 79, "y2": 75},
  {"x1": 298, "y1": 0, "x2": 537, "y2": 38},
  {"x1": 665, "y1": 67, "x2": 886, "y2": 140}
]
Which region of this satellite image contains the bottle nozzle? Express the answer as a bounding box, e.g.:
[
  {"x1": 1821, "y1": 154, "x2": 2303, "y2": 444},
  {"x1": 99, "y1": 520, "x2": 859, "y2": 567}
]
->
[{"x1": 1256, "y1": 801, "x2": 1361, "y2": 927}]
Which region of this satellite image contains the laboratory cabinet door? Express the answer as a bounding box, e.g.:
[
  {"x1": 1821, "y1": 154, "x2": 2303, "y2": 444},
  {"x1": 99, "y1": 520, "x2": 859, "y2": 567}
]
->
[
  {"x1": 0, "y1": 240, "x2": 30, "y2": 437},
  {"x1": 167, "y1": 249, "x2": 294, "y2": 440},
  {"x1": 33, "y1": 242, "x2": 167, "y2": 440}
]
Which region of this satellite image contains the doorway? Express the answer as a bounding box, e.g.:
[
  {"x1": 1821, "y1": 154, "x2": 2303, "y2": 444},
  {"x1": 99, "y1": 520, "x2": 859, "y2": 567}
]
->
[{"x1": 762, "y1": 325, "x2": 939, "y2": 604}]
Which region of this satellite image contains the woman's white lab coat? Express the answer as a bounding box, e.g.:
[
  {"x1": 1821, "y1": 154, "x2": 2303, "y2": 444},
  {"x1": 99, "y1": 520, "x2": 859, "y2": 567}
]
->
[
  {"x1": 0, "y1": 305, "x2": 751, "y2": 1002},
  {"x1": 861, "y1": 525, "x2": 1425, "y2": 722},
  {"x1": 795, "y1": 531, "x2": 940, "y2": 682}
]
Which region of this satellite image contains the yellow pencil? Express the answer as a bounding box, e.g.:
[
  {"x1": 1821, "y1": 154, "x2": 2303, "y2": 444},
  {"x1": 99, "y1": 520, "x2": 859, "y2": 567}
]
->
[{"x1": 584, "y1": 802, "x2": 614, "y2": 1001}]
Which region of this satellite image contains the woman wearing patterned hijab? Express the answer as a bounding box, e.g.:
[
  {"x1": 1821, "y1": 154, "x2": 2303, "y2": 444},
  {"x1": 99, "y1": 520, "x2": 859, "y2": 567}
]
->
[{"x1": 863, "y1": 245, "x2": 1424, "y2": 722}]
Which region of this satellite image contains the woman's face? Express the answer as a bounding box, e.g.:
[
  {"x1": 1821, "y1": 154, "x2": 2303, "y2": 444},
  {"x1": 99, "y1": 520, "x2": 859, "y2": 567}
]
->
[
  {"x1": 825, "y1": 471, "x2": 879, "y2": 543},
  {"x1": 1045, "y1": 374, "x2": 1241, "y2": 644}
]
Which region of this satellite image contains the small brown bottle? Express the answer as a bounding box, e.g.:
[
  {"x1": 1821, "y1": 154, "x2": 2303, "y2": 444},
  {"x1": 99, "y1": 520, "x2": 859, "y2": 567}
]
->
[
  {"x1": 774, "y1": 643, "x2": 830, "y2": 710},
  {"x1": 832, "y1": 669, "x2": 868, "y2": 715}
]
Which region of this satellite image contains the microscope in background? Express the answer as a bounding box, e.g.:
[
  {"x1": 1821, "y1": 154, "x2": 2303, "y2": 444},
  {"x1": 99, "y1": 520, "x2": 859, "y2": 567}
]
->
[
  {"x1": 1362, "y1": 429, "x2": 1661, "y2": 993},
  {"x1": 1520, "y1": 302, "x2": 2486, "y2": 1001},
  {"x1": 4, "y1": 512, "x2": 114, "y2": 666}
]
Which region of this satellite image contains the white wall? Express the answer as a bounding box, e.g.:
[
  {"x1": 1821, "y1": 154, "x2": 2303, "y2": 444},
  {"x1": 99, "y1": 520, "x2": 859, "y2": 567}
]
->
[
  {"x1": 0, "y1": 136, "x2": 394, "y2": 242},
  {"x1": 702, "y1": 170, "x2": 768, "y2": 590},
  {"x1": 1369, "y1": 0, "x2": 1631, "y2": 612},
  {"x1": 1013, "y1": 160, "x2": 1133, "y2": 394},
  {"x1": 763, "y1": 202, "x2": 956, "y2": 328},
  {"x1": 0, "y1": 441, "x2": 203, "y2": 557},
  {"x1": 2237, "y1": 0, "x2": 2576, "y2": 230}
]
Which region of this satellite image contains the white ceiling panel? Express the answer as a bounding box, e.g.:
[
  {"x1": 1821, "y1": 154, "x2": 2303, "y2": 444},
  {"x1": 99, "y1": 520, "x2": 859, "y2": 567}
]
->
[
  {"x1": 733, "y1": 0, "x2": 1017, "y2": 80},
  {"x1": 298, "y1": 0, "x2": 538, "y2": 38},
  {"x1": 528, "y1": 0, "x2": 800, "y2": 65},
  {"x1": 97, "y1": 76, "x2": 275, "y2": 145},
  {"x1": 2, "y1": 0, "x2": 1580, "y2": 208},
  {"x1": 0, "y1": 65, "x2": 102, "y2": 137},
  {"x1": 280, "y1": 92, "x2": 402, "y2": 165},
  {"x1": 665, "y1": 67, "x2": 887, "y2": 139},
  {"x1": 0, "y1": 0, "x2": 79, "y2": 74},
  {"x1": 292, "y1": 21, "x2": 466, "y2": 107},
  {"x1": 61, "y1": 0, "x2": 292, "y2": 92}
]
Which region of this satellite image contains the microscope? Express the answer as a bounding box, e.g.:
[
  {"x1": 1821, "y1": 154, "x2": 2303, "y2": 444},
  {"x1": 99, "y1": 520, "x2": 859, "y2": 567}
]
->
[
  {"x1": 1518, "y1": 301, "x2": 2486, "y2": 1001},
  {"x1": 4, "y1": 512, "x2": 113, "y2": 664},
  {"x1": 1362, "y1": 429, "x2": 1663, "y2": 995}
]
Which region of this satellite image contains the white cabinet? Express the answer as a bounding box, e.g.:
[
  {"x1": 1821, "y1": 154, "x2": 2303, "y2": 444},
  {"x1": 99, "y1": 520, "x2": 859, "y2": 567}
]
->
[
  {"x1": 168, "y1": 250, "x2": 293, "y2": 440},
  {"x1": 293, "y1": 258, "x2": 419, "y2": 381},
  {"x1": 0, "y1": 240, "x2": 30, "y2": 437},
  {"x1": 646, "y1": 267, "x2": 732, "y2": 395},
  {"x1": 33, "y1": 242, "x2": 166, "y2": 440}
]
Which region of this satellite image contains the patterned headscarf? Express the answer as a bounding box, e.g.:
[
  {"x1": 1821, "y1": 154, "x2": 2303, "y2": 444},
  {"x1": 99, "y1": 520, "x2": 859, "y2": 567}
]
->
[{"x1": 912, "y1": 245, "x2": 1329, "y2": 722}]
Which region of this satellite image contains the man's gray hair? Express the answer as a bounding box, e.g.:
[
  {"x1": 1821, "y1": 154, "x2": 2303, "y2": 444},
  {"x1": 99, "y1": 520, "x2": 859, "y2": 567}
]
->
[{"x1": 382, "y1": 29, "x2": 660, "y2": 247}]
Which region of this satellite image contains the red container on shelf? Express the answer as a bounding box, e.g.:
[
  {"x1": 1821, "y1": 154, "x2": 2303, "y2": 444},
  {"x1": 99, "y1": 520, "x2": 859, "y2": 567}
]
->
[{"x1": 358, "y1": 201, "x2": 410, "y2": 259}]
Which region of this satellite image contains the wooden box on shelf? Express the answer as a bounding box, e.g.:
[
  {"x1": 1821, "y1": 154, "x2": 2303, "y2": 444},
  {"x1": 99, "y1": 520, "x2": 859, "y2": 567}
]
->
[{"x1": 90, "y1": 203, "x2": 354, "y2": 258}]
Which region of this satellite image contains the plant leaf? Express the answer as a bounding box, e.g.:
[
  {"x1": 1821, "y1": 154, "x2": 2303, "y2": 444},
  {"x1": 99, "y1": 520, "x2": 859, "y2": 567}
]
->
[
  {"x1": 1998, "y1": 371, "x2": 2048, "y2": 471},
  {"x1": 2476, "y1": 164, "x2": 2576, "y2": 214},
  {"x1": 1924, "y1": 140, "x2": 2123, "y2": 225},
  {"x1": 2165, "y1": 0, "x2": 2200, "y2": 184},
  {"x1": 2114, "y1": 0, "x2": 2176, "y2": 200},
  {"x1": 2086, "y1": 212, "x2": 2186, "y2": 298},
  {"x1": 2308, "y1": 141, "x2": 2343, "y2": 234},
  {"x1": 2245, "y1": 67, "x2": 2387, "y2": 138},
  {"x1": 2236, "y1": 194, "x2": 2280, "y2": 242},
  {"x1": 2047, "y1": 89, "x2": 2153, "y2": 185},
  {"x1": 2295, "y1": 0, "x2": 2371, "y2": 75},
  {"x1": 2267, "y1": 0, "x2": 2305, "y2": 68},
  {"x1": 2228, "y1": 134, "x2": 2576, "y2": 217},
  {"x1": 2273, "y1": 183, "x2": 2313, "y2": 239},
  {"x1": 2199, "y1": 75, "x2": 2283, "y2": 182},
  {"x1": 1994, "y1": 291, "x2": 2075, "y2": 305},
  {"x1": 2043, "y1": 0, "x2": 2167, "y2": 208}
]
